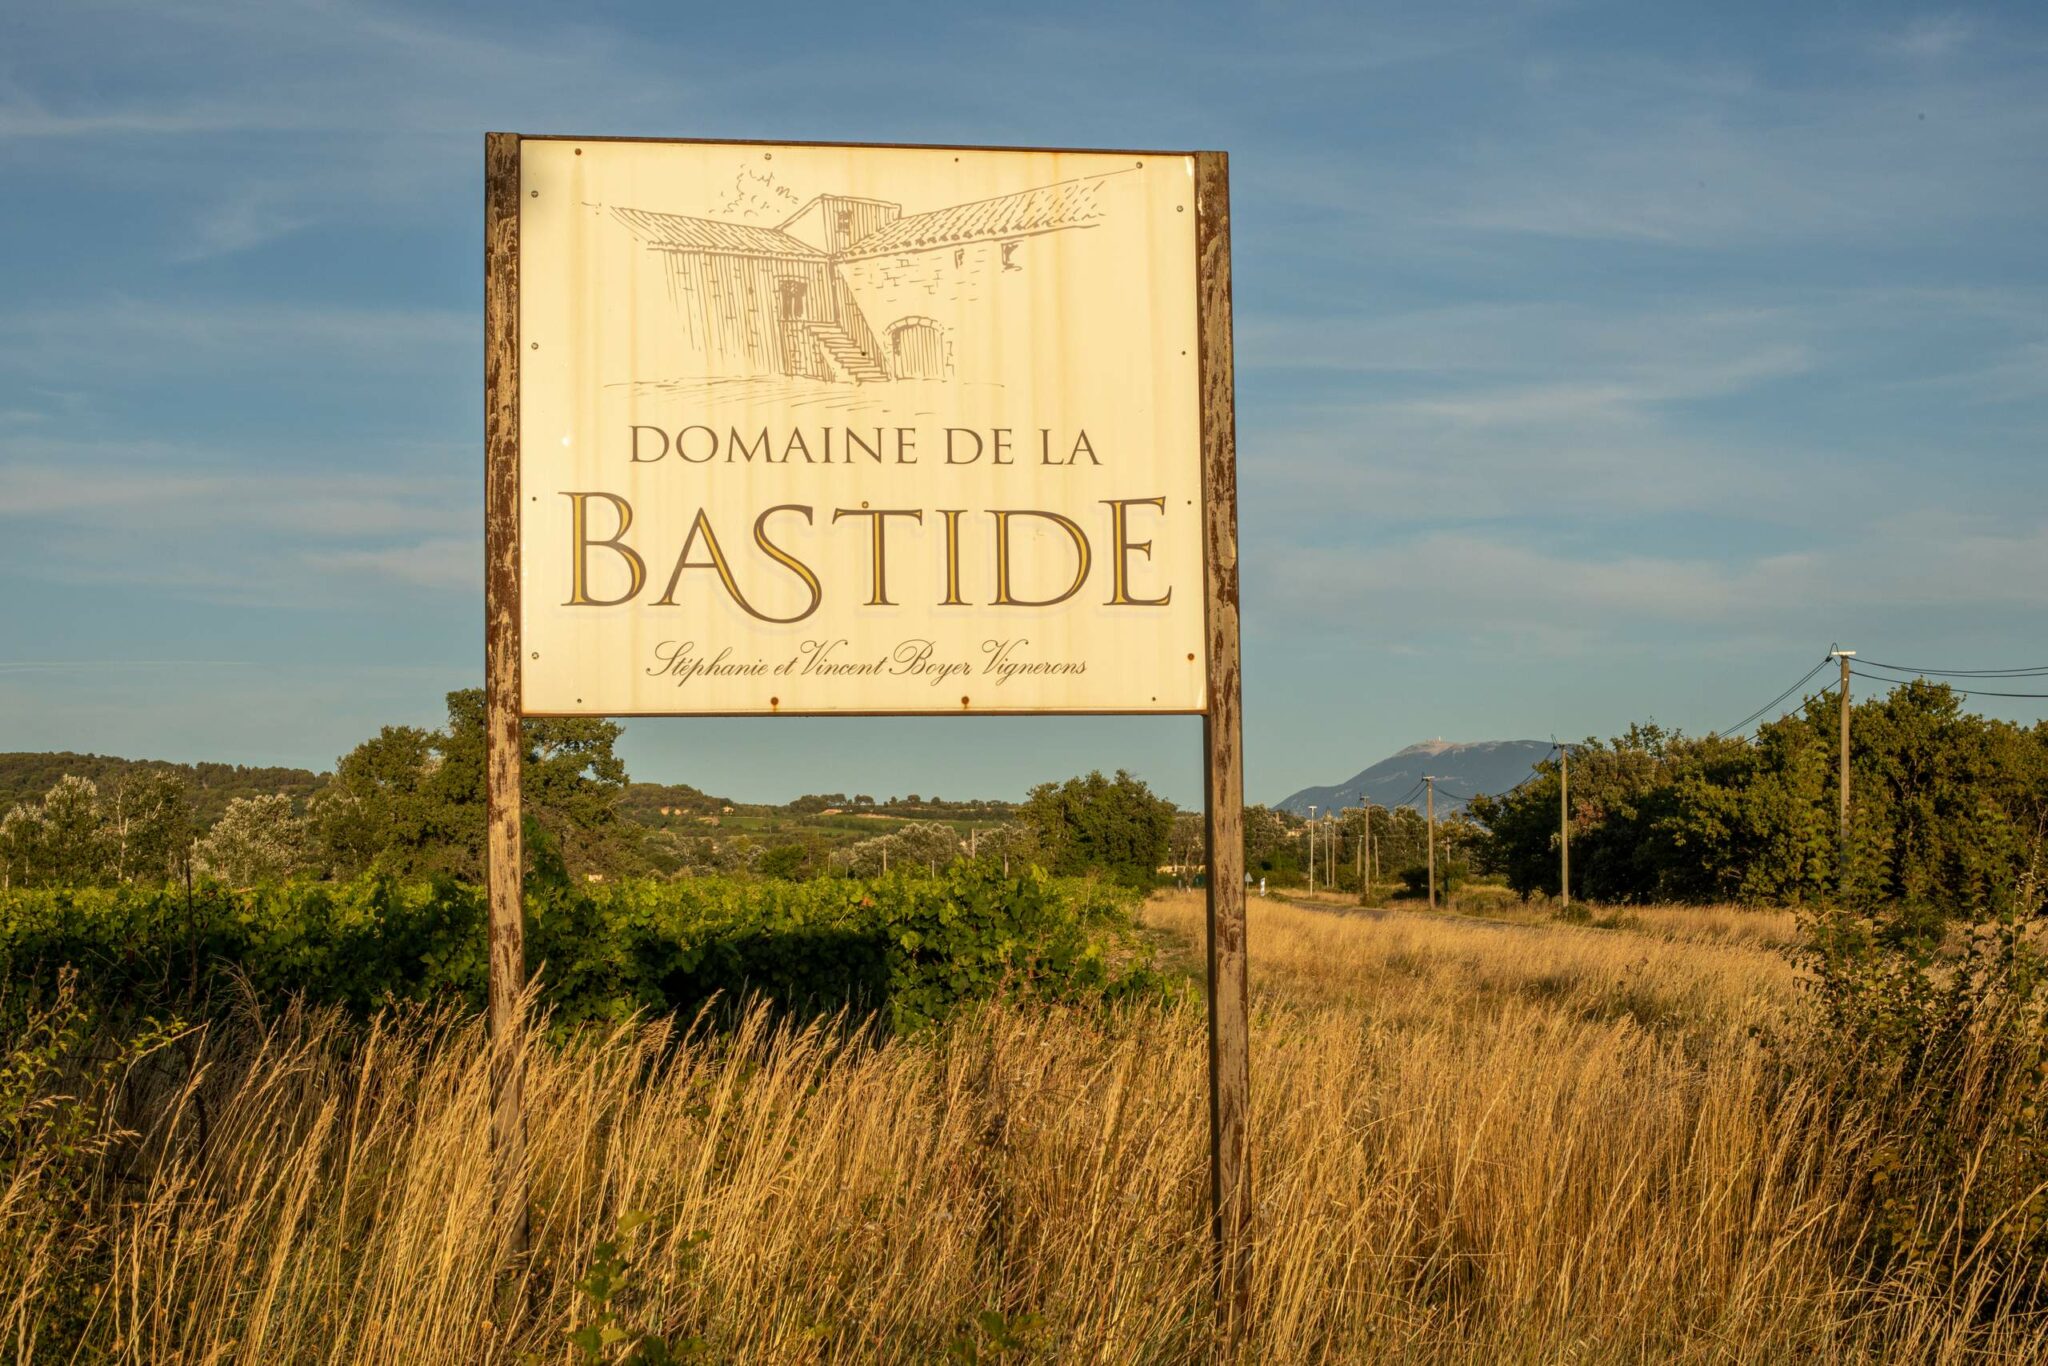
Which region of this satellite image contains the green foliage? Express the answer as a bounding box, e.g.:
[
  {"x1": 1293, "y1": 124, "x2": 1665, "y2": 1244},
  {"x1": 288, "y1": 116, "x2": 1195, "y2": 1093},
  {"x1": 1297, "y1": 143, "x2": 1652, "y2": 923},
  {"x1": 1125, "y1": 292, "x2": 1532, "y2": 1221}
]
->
[
  {"x1": 947, "y1": 1308, "x2": 1049, "y2": 1362},
  {"x1": 196, "y1": 793, "x2": 311, "y2": 884},
  {"x1": 0, "y1": 750, "x2": 318, "y2": 832},
  {"x1": 0, "y1": 865, "x2": 1155, "y2": 1036},
  {"x1": 317, "y1": 689, "x2": 636, "y2": 882},
  {"x1": 103, "y1": 768, "x2": 194, "y2": 885},
  {"x1": 0, "y1": 971, "x2": 184, "y2": 1354},
  {"x1": 1470, "y1": 683, "x2": 2048, "y2": 913},
  {"x1": 829, "y1": 820, "x2": 964, "y2": 877},
  {"x1": 0, "y1": 772, "x2": 193, "y2": 889},
  {"x1": 1241, "y1": 804, "x2": 1297, "y2": 882},
  {"x1": 2, "y1": 775, "x2": 110, "y2": 888},
  {"x1": 1021, "y1": 770, "x2": 1173, "y2": 888},
  {"x1": 618, "y1": 780, "x2": 734, "y2": 823},
  {"x1": 1800, "y1": 895, "x2": 2048, "y2": 1281},
  {"x1": 1396, "y1": 858, "x2": 1469, "y2": 900},
  {"x1": 968, "y1": 821, "x2": 1041, "y2": 875},
  {"x1": 755, "y1": 844, "x2": 809, "y2": 880},
  {"x1": 563, "y1": 1211, "x2": 710, "y2": 1364}
]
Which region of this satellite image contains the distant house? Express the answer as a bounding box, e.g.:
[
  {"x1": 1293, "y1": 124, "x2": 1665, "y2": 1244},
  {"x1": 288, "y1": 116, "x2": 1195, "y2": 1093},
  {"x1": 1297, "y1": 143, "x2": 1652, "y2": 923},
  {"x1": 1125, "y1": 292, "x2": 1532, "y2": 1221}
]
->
[{"x1": 600, "y1": 171, "x2": 1132, "y2": 387}]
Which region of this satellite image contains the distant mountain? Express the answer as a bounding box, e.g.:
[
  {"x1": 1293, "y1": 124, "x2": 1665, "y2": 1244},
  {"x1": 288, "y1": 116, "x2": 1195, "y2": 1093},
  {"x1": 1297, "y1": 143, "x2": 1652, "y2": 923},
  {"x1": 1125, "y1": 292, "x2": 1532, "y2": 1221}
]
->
[{"x1": 1276, "y1": 740, "x2": 1553, "y2": 816}]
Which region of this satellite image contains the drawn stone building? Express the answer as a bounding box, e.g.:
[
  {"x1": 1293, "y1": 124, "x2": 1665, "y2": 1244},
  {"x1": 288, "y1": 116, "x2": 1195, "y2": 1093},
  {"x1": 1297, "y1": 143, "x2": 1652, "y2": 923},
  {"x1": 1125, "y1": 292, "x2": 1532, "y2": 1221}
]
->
[{"x1": 601, "y1": 171, "x2": 1131, "y2": 387}]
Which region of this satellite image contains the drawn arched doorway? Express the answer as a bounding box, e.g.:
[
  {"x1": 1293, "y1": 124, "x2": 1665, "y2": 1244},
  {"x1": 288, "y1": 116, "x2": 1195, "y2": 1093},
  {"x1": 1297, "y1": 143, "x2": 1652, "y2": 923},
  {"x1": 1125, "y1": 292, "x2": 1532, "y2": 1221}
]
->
[{"x1": 886, "y1": 317, "x2": 948, "y2": 381}]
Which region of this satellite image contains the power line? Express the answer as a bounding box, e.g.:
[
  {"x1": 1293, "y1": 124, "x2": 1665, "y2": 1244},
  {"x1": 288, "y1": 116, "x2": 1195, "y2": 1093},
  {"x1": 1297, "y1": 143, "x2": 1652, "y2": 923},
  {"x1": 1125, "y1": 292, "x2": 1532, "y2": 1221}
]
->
[
  {"x1": 1494, "y1": 743, "x2": 1561, "y2": 800},
  {"x1": 1853, "y1": 657, "x2": 2048, "y2": 679},
  {"x1": 1848, "y1": 668, "x2": 2048, "y2": 700},
  {"x1": 1714, "y1": 657, "x2": 1835, "y2": 738}
]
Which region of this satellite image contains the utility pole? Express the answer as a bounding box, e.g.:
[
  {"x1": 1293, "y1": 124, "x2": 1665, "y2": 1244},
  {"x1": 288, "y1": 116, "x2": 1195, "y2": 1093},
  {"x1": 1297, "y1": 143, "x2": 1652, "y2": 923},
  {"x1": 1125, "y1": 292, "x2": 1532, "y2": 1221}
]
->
[
  {"x1": 1831, "y1": 648, "x2": 1855, "y2": 851},
  {"x1": 1329, "y1": 796, "x2": 1341, "y2": 894},
  {"x1": 1307, "y1": 803, "x2": 1317, "y2": 893},
  {"x1": 1353, "y1": 807, "x2": 1363, "y2": 897},
  {"x1": 1330, "y1": 812, "x2": 1339, "y2": 892},
  {"x1": 1559, "y1": 746, "x2": 1570, "y2": 910},
  {"x1": 1363, "y1": 804, "x2": 1373, "y2": 903},
  {"x1": 1424, "y1": 777, "x2": 1437, "y2": 910}
]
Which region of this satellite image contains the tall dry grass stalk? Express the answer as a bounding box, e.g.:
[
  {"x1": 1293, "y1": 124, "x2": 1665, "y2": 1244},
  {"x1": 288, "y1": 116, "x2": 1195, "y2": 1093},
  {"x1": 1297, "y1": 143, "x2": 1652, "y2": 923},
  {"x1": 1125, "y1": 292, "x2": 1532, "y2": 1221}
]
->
[{"x1": 3, "y1": 894, "x2": 2043, "y2": 1362}]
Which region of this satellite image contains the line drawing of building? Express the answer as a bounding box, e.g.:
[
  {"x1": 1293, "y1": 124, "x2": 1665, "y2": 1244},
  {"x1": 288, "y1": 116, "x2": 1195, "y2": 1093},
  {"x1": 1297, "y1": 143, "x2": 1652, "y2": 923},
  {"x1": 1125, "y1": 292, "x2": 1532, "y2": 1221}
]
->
[{"x1": 597, "y1": 169, "x2": 1133, "y2": 388}]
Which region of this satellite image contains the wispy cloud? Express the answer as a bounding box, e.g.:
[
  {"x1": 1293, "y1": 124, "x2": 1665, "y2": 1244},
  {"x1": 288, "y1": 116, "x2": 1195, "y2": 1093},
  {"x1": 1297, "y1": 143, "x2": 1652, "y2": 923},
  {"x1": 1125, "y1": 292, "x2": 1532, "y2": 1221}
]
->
[
  {"x1": 0, "y1": 0, "x2": 665, "y2": 256},
  {"x1": 1427, "y1": 52, "x2": 2048, "y2": 248},
  {"x1": 302, "y1": 537, "x2": 479, "y2": 591},
  {"x1": 0, "y1": 299, "x2": 471, "y2": 380},
  {"x1": 1249, "y1": 511, "x2": 2048, "y2": 648},
  {"x1": 0, "y1": 457, "x2": 468, "y2": 535},
  {"x1": 0, "y1": 454, "x2": 477, "y2": 607},
  {"x1": 1871, "y1": 15, "x2": 1976, "y2": 62}
]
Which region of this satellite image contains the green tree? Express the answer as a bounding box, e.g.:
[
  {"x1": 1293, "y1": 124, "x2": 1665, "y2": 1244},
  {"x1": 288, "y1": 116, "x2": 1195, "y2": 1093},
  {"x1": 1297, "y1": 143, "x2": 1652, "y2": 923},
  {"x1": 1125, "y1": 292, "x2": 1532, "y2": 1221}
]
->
[
  {"x1": 314, "y1": 725, "x2": 438, "y2": 876},
  {"x1": 14, "y1": 777, "x2": 115, "y2": 887},
  {"x1": 1020, "y1": 770, "x2": 1173, "y2": 887},
  {"x1": 756, "y1": 843, "x2": 810, "y2": 880},
  {"x1": 892, "y1": 820, "x2": 963, "y2": 873},
  {"x1": 1167, "y1": 810, "x2": 1205, "y2": 887},
  {"x1": 1240, "y1": 804, "x2": 1310, "y2": 886},
  {"x1": 1470, "y1": 682, "x2": 2048, "y2": 914},
  {"x1": 196, "y1": 794, "x2": 311, "y2": 884},
  {"x1": 0, "y1": 772, "x2": 192, "y2": 887},
  {"x1": 316, "y1": 690, "x2": 636, "y2": 882},
  {"x1": 972, "y1": 820, "x2": 1041, "y2": 875},
  {"x1": 0, "y1": 803, "x2": 41, "y2": 889},
  {"x1": 1242, "y1": 804, "x2": 1287, "y2": 871},
  {"x1": 104, "y1": 769, "x2": 193, "y2": 885},
  {"x1": 830, "y1": 821, "x2": 963, "y2": 877}
]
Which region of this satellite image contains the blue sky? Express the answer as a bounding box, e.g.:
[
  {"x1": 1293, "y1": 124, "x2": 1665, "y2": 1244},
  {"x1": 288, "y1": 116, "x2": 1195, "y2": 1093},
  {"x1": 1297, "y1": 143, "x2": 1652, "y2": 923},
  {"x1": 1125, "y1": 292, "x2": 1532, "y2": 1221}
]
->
[{"x1": 3, "y1": 0, "x2": 2044, "y2": 806}]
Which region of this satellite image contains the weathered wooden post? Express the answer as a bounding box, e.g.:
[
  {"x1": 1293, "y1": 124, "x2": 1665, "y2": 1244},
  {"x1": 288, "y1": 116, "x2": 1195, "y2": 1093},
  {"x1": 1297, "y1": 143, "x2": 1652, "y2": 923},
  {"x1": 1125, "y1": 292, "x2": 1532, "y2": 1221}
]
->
[
  {"x1": 482, "y1": 130, "x2": 529, "y2": 1255},
  {"x1": 1194, "y1": 149, "x2": 1251, "y2": 1332}
]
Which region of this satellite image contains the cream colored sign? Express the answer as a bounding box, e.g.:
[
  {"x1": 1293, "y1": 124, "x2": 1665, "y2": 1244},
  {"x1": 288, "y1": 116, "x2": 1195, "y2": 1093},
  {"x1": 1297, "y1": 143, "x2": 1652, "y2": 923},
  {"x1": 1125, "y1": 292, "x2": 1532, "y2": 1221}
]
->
[{"x1": 517, "y1": 139, "x2": 1203, "y2": 715}]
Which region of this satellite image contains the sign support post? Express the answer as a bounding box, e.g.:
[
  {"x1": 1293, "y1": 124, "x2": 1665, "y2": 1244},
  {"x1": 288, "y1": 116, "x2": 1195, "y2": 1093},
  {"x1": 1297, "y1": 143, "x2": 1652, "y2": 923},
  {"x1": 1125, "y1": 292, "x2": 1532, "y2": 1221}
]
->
[
  {"x1": 1194, "y1": 150, "x2": 1251, "y2": 1333},
  {"x1": 483, "y1": 130, "x2": 529, "y2": 1256}
]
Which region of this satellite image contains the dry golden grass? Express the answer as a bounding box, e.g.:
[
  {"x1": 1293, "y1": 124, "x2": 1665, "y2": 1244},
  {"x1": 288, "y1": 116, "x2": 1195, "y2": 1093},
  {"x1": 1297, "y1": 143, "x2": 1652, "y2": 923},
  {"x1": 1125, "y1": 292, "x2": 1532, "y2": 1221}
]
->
[
  {"x1": 1276, "y1": 884, "x2": 1805, "y2": 951},
  {"x1": 1191, "y1": 892, "x2": 1804, "y2": 1034},
  {"x1": 4, "y1": 893, "x2": 2043, "y2": 1362}
]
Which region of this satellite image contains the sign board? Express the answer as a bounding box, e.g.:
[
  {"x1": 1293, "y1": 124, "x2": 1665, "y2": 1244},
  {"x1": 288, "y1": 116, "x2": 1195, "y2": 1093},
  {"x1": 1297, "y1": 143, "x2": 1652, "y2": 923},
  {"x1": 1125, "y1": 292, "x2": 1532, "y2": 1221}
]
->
[
  {"x1": 484, "y1": 134, "x2": 1244, "y2": 1320},
  {"x1": 515, "y1": 138, "x2": 1205, "y2": 715}
]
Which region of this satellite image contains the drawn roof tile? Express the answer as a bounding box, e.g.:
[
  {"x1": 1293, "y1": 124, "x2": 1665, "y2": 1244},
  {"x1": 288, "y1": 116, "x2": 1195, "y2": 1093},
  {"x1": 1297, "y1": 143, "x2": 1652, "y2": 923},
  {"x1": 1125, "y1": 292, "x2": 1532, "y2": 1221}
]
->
[
  {"x1": 607, "y1": 206, "x2": 823, "y2": 257},
  {"x1": 843, "y1": 173, "x2": 1120, "y2": 258}
]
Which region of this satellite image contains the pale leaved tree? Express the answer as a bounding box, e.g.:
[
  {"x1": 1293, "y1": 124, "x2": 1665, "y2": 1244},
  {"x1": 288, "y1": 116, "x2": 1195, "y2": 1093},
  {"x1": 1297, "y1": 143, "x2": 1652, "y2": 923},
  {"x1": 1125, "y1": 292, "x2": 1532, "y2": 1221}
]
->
[
  {"x1": 0, "y1": 803, "x2": 40, "y2": 889},
  {"x1": 37, "y1": 776, "x2": 114, "y2": 885},
  {"x1": 195, "y1": 794, "x2": 311, "y2": 885}
]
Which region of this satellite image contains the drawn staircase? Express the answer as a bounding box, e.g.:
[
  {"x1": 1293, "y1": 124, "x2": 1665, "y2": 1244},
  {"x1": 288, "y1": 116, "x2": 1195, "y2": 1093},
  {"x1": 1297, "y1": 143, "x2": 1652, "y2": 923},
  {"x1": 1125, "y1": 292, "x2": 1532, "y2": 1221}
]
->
[{"x1": 809, "y1": 322, "x2": 891, "y2": 383}]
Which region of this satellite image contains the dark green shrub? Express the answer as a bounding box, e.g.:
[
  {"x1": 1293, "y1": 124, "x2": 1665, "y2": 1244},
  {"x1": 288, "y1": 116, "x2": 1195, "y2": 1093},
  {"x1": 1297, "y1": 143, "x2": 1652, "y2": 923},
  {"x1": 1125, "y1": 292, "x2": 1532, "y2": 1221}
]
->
[
  {"x1": 1396, "y1": 860, "x2": 1468, "y2": 899},
  {"x1": 0, "y1": 865, "x2": 1155, "y2": 1035},
  {"x1": 1799, "y1": 899, "x2": 2048, "y2": 1290}
]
